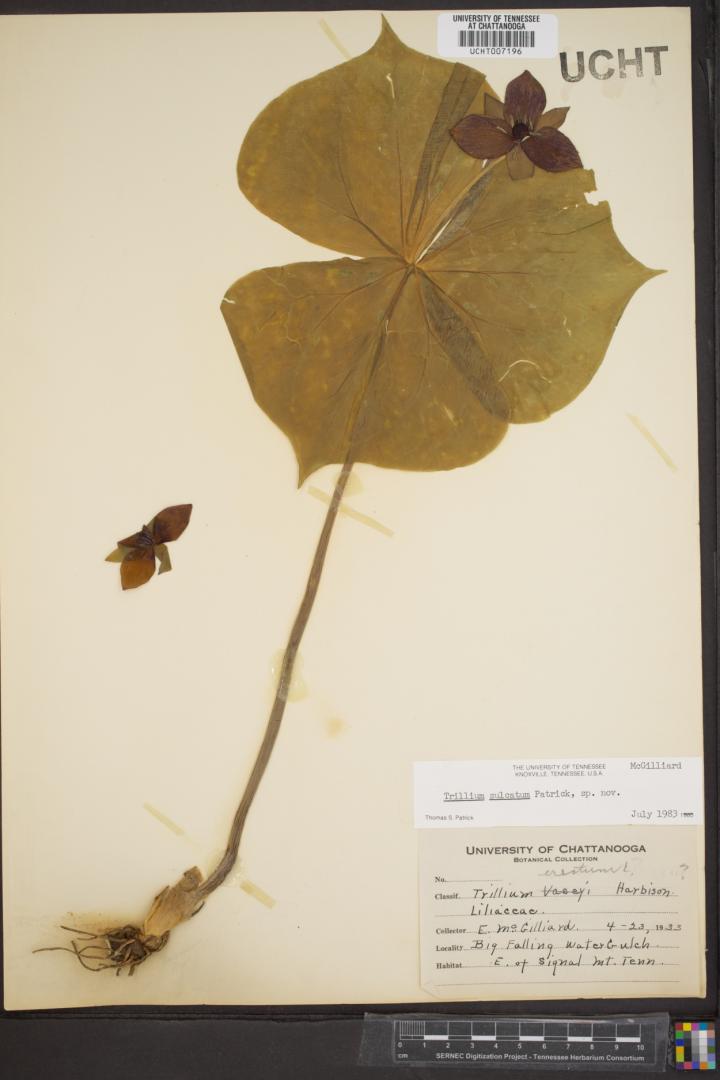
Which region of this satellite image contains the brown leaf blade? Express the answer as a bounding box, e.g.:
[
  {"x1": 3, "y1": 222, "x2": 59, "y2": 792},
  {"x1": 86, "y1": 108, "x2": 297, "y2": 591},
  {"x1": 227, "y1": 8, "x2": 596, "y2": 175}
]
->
[
  {"x1": 405, "y1": 61, "x2": 489, "y2": 244},
  {"x1": 418, "y1": 273, "x2": 510, "y2": 421},
  {"x1": 237, "y1": 19, "x2": 493, "y2": 261},
  {"x1": 226, "y1": 18, "x2": 660, "y2": 482},
  {"x1": 423, "y1": 167, "x2": 661, "y2": 421},
  {"x1": 222, "y1": 257, "x2": 507, "y2": 482}
]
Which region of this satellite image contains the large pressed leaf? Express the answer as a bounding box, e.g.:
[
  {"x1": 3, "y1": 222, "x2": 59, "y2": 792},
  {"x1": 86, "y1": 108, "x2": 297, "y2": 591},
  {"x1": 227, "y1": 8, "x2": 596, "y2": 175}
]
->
[
  {"x1": 238, "y1": 19, "x2": 491, "y2": 260},
  {"x1": 421, "y1": 167, "x2": 658, "y2": 423},
  {"x1": 224, "y1": 18, "x2": 659, "y2": 483},
  {"x1": 223, "y1": 257, "x2": 508, "y2": 482}
]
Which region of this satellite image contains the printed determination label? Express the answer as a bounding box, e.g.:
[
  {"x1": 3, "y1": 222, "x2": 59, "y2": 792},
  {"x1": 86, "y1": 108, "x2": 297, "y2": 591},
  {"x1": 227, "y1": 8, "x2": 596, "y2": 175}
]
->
[
  {"x1": 414, "y1": 757, "x2": 704, "y2": 828},
  {"x1": 437, "y1": 12, "x2": 558, "y2": 59}
]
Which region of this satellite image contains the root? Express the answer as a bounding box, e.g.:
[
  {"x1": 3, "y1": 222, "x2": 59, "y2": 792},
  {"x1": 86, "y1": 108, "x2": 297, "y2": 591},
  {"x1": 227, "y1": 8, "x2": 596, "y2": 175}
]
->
[
  {"x1": 35, "y1": 925, "x2": 169, "y2": 975},
  {"x1": 34, "y1": 866, "x2": 205, "y2": 976}
]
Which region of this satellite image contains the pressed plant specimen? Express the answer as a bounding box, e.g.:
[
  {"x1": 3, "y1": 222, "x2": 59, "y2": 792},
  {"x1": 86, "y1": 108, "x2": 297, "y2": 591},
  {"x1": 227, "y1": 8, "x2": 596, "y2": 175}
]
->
[{"x1": 41, "y1": 18, "x2": 658, "y2": 974}]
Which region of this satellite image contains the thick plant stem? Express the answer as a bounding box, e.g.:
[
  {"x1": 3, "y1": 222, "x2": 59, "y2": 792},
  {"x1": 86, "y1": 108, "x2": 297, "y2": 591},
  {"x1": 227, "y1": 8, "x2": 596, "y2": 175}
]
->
[{"x1": 198, "y1": 456, "x2": 354, "y2": 899}]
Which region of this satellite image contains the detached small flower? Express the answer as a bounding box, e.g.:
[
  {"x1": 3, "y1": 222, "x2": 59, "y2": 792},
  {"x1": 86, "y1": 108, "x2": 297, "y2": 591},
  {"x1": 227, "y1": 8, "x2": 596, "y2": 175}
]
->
[
  {"x1": 451, "y1": 70, "x2": 582, "y2": 180},
  {"x1": 106, "y1": 504, "x2": 193, "y2": 590}
]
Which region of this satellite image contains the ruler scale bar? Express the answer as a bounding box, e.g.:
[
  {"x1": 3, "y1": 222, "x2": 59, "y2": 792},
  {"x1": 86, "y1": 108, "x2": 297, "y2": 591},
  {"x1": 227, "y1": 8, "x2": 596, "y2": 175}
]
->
[{"x1": 381, "y1": 1013, "x2": 667, "y2": 1070}]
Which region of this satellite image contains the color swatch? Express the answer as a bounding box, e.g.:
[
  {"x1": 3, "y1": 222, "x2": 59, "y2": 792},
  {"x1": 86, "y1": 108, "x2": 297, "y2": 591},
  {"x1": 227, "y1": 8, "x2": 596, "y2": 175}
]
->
[{"x1": 675, "y1": 1021, "x2": 716, "y2": 1070}]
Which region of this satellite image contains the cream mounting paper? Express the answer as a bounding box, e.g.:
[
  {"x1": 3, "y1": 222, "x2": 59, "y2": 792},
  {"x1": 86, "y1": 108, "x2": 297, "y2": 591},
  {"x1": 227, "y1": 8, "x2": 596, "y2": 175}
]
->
[{"x1": 0, "y1": 8, "x2": 703, "y2": 1008}]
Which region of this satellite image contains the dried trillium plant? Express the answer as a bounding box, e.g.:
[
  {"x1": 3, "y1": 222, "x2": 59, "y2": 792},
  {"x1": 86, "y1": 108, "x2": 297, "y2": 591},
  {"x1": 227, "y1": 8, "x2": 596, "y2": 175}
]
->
[{"x1": 41, "y1": 19, "x2": 658, "y2": 974}]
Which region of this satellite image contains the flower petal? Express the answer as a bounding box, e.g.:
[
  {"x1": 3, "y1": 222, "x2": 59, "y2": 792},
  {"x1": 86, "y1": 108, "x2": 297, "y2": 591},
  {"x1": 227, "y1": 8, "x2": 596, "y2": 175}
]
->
[
  {"x1": 152, "y1": 504, "x2": 193, "y2": 543},
  {"x1": 120, "y1": 547, "x2": 156, "y2": 590},
  {"x1": 483, "y1": 93, "x2": 505, "y2": 119},
  {"x1": 503, "y1": 70, "x2": 546, "y2": 127},
  {"x1": 451, "y1": 115, "x2": 513, "y2": 160},
  {"x1": 506, "y1": 144, "x2": 535, "y2": 180},
  {"x1": 116, "y1": 529, "x2": 152, "y2": 549},
  {"x1": 522, "y1": 128, "x2": 583, "y2": 172},
  {"x1": 538, "y1": 106, "x2": 569, "y2": 130}
]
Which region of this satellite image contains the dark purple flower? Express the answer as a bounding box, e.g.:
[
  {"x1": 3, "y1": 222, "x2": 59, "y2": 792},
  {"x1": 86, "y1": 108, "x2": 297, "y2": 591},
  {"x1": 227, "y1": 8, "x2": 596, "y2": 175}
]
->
[
  {"x1": 450, "y1": 70, "x2": 582, "y2": 180},
  {"x1": 109, "y1": 503, "x2": 193, "y2": 590}
]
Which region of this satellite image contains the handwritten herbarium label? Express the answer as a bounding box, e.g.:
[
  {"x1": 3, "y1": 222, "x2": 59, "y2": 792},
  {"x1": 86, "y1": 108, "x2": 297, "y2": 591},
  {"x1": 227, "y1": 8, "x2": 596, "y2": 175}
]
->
[{"x1": 419, "y1": 826, "x2": 704, "y2": 1000}]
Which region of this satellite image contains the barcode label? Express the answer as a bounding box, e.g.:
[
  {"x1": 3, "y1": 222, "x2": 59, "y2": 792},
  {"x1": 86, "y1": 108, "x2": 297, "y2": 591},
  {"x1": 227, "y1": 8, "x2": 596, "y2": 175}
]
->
[
  {"x1": 457, "y1": 29, "x2": 536, "y2": 49},
  {"x1": 438, "y1": 12, "x2": 558, "y2": 59}
]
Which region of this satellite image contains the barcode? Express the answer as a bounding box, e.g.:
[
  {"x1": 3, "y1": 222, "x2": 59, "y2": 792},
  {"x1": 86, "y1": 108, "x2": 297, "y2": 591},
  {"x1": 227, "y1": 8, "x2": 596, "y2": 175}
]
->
[{"x1": 457, "y1": 29, "x2": 536, "y2": 48}]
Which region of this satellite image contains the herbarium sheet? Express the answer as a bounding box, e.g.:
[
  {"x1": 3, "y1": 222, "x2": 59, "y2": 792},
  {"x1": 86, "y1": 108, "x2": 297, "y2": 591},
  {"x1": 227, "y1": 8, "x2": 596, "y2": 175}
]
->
[{"x1": 0, "y1": 7, "x2": 704, "y2": 1008}]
